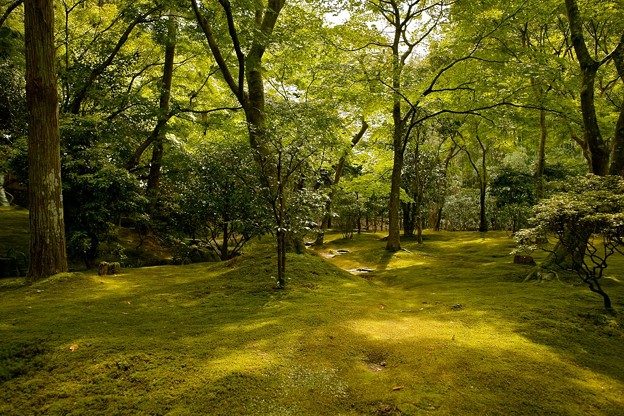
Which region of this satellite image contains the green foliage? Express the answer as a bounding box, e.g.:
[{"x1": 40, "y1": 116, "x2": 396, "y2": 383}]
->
[
  {"x1": 489, "y1": 167, "x2": 536, "y2": 232},
  {"x1": 0, "y1": 27, "x2": 26, "y2": 173},
  {"x1": 176, "y1": 141, "x2": 272, "y2": 260},
  {"x1": 516, "y1": 175, "x2": 624, "y2": 309},
  {"x1": 61, "y1": 117, "x2": 147, "y2": 267}
]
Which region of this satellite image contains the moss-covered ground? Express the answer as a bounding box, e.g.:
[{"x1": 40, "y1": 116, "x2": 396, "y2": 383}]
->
[
  {"x1": 0, "y1": 207, "x2": 29, "y2": 256},
  {"x1": 1, "y1": 231, "x2": 623, "y2": 415}
]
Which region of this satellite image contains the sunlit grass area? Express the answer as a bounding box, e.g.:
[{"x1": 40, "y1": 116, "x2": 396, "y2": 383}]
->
[{"x1": 1, "y1": 232, "x2": 624, "y2": 415}]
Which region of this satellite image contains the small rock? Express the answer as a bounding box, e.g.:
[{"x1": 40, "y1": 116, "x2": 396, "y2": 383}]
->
[{"x1": 514, "y1": 254, "x2": 536, "y2": 265}]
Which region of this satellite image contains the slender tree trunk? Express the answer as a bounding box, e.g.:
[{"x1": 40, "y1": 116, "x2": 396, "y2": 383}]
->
[
  {"x1": 535, "y1": 108, "x2": 547, "y2": 197},
  {"x1": 402, "y1": 202, "x2": 414, "y2": 237},
  {"x1": 434, "y1": 206, "x2": 443, "y2": 231},
  {"x1": 478, "y1": 184, "x2": 488, "y2": 232},
  {"x1": 24, "y1": 0, "x2": 68, "y2": 280},
  {"x1": 192, "y1": 0, "x2": 286, "y2": 285},
  {"x1": 146, "y1": 15, "x2": 177, "y2": 197},
  {"x1": 316, "y1": 120, "x2": 368, "y2": 245},
  {"x1": 414, "y1": 192, "x2": 423, "y2": 243},
  {"x1": 0, "y1": 0, "x2": 23, "y2": 28},
  {"x1": 276, "y1": 164, "x2": 286, "y2": 288}
]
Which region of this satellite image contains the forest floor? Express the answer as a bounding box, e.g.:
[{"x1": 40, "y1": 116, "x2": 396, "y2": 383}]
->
[{"x1": 1, "y1": 230, "x2": 624, "y2": 415}]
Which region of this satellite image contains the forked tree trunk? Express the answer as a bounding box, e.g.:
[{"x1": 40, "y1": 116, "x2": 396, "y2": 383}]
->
[{"x1": 24, "y1": 0, "x2": 68, "y2": 280}]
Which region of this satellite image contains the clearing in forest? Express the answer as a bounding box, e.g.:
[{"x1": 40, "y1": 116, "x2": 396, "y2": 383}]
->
[{"x1": 1, "y1": 232, "x2": 623, "y2": 415}]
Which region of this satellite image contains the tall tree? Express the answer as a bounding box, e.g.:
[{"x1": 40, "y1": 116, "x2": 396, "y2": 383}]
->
[
  {"x1": 146, "y1": 14, "x2": 177, "y2": 199},
  {"x1": 191, "y1": 0, "x2": 288, "y2": 286},
  {"x1": 564, "y1": 0, "x2": 624, "y2": 175},
  {"x1": 24, "y1": 0, "x2": 68, "y2": 279}
]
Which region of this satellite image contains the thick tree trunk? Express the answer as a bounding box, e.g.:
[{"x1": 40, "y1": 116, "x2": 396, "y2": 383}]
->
[
  {"x1": 579, "y1": 69, "x2": 609, "y2": 175},
  {"x1": 386, "y1": 20, "x2": 405, "y2": 252},
  {"x1": 24, "y1": 0, "x2": 68, "y2": 280},
  {"x1": 610, "y1": 103, "x2": 624, "y2": 176},
  {"x1": 565, "y1": 0, "x2": 610, "y2": 176},
  {"x1": 609, "y1": 51, "x2": 624, "y2": 176},
  {"x1": 146, "y1": 15, "x2": 176, "y2": 197}
]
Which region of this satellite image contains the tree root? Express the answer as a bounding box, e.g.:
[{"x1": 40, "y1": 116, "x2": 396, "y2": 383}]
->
[{"x1": 524, "y1": 266, "x2": 560, "y2": 283}]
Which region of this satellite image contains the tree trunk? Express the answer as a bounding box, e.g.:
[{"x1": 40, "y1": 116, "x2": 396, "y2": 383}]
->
[
  {"x1": 609, "y1": 103, "x2": 624, "y2": 176},
  {"x1": 192, "y1": 0, "x2": 286, "y2": 284},
  {"x1": 276, "y1": 174, "x2": 286, "y2": 288},
  {"x1": 146, "y1": 15, "x2": 176, "y2": 198},
  {"x1": 434, "y1": 206, "x2": 443, "y2": 231},
  {"x1": 0, "y1": 173, "x2": 9, "y2": 206},
  {"x1": 415, "y1": 195, "x2": 423, "y2": 244},
  {"x1": 24, "y1": 0, "x2": 68, "y2": 280},
  {"x1": 535, "y1": 108, "x2": 547, "y2": 198},
  {"x1": 316, "y1": 120, "x2": 368, "y2": 245},
  {"x1": 386, "y1": 17, "x2": 405, "y2": 252},
  {"x1": 221, "y1": 222, "x2": 229, "y2": 261},
  {"x1": 402, "y1": 202, "x2": 414, "y2": 237},
  {"x1": 0, "y1": 0, "x2": 23, "y2": 28},
  {"x1": 565, "y1": 0, "x2": 610, "y2": 176},
  {"x1": 609, "y1": 51, "x2": 624, "y2": 176},
  {"x1": 478, "y1": 184, "x2": 488, "y2": 232},
  {"x1": 543, "y1": 226, "x2": 589, "y2": 271},
  {"x1": 386, "y1": 144, "x2": 403, "y2": 251}
]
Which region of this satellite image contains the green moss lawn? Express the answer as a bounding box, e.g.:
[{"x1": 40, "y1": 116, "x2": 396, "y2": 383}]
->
[{"x1": 1, "y1": 231, "x2": 624, "y2": 415}]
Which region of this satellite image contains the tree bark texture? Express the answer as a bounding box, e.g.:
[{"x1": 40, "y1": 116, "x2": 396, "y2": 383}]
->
[
  {"x1": 386, "y1": 37, "x2": 404, "y2": 252},
  {"x1": 564, "y1": 0, "x2": 610, "y2": 175},
  {"x1": 609, "y1": 47, "x2": 624, "y2": 176},
  {"x1": 24, "y1": 0, "x2": 68, "y2": 279},
  {"x1": 0, "y1": 174, "x2": 9, "y2": 206}
]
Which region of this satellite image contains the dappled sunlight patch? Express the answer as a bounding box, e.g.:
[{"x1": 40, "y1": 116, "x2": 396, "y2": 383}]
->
[
  {"x1": 220, "y1": 319, "x2": 280, "y2": 333},
  {"x1": 197, "y1": 349, "x2": 278, "y2": 382}
]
